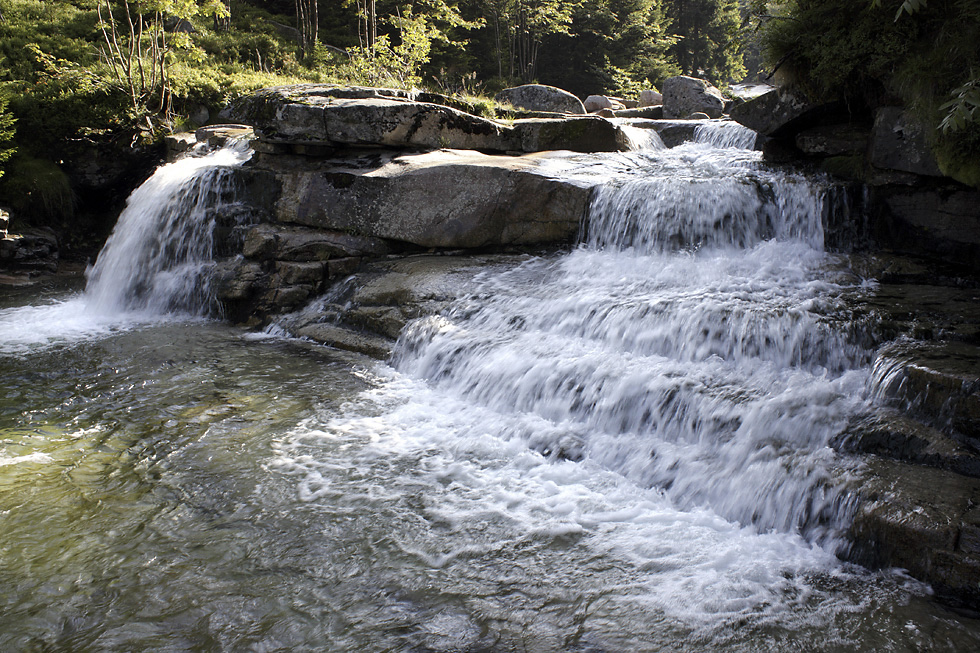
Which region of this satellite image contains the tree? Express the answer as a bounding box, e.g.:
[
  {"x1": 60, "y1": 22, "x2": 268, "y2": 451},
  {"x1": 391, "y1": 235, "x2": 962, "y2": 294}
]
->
[
  {"x1": 296, "y1": 0, "x2": 319, "y2": 55},
  {"x1": 339, "y1": 1, "x2": 481, "y2": 85},
  {"x1": 0, "y1": 91, "x2": 14, "y2": 181},
  {"x1": 665, "y1": 0, "x2": 744, "y2": 85},
  {"x1": 97, "y1": 0, "x2": 229, "y2": 120},
  {"x1": 534, "y1": 0, "x2": 677, "y2": 96}
]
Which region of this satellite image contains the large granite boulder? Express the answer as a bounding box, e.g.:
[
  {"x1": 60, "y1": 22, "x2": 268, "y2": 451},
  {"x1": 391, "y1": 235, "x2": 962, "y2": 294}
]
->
[
  {"x1": 229, "y1": 89, "x2": 511, "y2": 150},
  {"x1": 584, "y1": 95, "x2": 625, "y2": 113},
  {"x1": 638, "y1": 88, "x2": 663, "y2": 108},
  {"x1": 258, "y1": 149, "x2": 591, "y2": 249},
  {"x1": 870, "y1": 107, "x2": 944, "y2": 177},
  {"x1": 494, "y1": 84, "x2": 587, "y2": 115},
  {"x1": 730, "y1": 85, "x2": 844, "y2": 137},
  {"x1": 662, "y1": 76, "x2": 725, "y2": 119},
  {"x1": 512, "y1": 116, "x2": 628, "y2": 152}
]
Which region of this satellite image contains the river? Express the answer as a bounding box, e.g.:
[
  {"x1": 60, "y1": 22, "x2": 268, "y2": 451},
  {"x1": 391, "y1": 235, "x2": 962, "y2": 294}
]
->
[{"x1": 1, "y1": 129, "x2": 979, "y2": 650}]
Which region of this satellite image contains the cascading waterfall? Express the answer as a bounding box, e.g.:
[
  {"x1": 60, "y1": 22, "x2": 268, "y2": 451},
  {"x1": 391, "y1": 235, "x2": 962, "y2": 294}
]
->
[
  {"x1": 389, "y1": 135, "x2": 869, "y2": 545},
  {"x1": 7, "y1": 120, "x2": 980, "y2": 649},
  {"x1": 84, "y1": 141, "x2": 251, "y2": 316},
  {"x1": 0, "y1": 141, "x2": 250, "y2": 355}
]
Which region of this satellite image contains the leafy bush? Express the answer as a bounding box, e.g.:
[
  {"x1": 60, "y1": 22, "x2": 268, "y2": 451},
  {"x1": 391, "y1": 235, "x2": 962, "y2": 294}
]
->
[
  {"x1": 0, "y1": 90, "x2": 15, "y2": 180},
  {"x1": 755, "y1": 0, "x2": 980, "y2": 186}
]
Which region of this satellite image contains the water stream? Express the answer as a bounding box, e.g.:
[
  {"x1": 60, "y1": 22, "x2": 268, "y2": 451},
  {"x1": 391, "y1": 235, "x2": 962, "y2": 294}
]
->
[{"x1": 2, "y1": 131, "x2": 979, "y2": 650}]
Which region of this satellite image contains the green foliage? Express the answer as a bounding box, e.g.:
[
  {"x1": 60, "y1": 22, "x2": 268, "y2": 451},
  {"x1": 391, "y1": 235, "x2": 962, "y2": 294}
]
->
[
  {"x1": 754, "y1": 0, "x2": 980, "y2": 186},
  {"x1": 0, "y1": 90, "x2": 15, "y2": 180},
  {"x1": 665, "y1": 0, "x2": 745, "y2": 85},
  {"x1": 532, "y1": 0, "x2": 677, "y2": 97},
  {"x1": 0, "y1": 154, "x2": 75, "y2": 224},
  {"x1": 939, "y1": 79, "x2": 980, "y2": 134}
]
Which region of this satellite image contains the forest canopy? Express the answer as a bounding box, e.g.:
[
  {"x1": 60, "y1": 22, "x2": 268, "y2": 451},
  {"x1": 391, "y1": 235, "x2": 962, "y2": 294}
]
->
[{"x1": 0, "y1": 0, "x2": 977, "y2": 184}]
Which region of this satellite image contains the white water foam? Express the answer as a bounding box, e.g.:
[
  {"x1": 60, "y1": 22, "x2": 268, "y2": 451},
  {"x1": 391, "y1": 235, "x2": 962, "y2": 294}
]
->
[
  {"x1": 268, "y1": 139, "x2": 882, "y2": 636},
  {"x1": 694, "y1": 121, "x2": 759, "y2": 150}
]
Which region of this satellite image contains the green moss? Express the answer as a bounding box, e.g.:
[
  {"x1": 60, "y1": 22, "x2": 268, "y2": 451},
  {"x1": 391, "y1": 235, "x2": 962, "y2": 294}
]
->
[
  {"x1": 935, "y1": 146, "x2": 980, "y2": 189},
  {"x1": 819, "y1": 155, "x2": 867, "y2": 183}
]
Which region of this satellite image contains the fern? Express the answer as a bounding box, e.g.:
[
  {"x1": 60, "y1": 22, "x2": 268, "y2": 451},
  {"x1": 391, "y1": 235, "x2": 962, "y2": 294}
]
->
[
  {"x1": 895, "y1": 0, "x2": 927, "y2": 20},
  {"x1": 869, "y1": 0, "x2": 928, "y2": 21},
  {"x1": 939, "y1": 79, "x2": 980, "y2": 133}
]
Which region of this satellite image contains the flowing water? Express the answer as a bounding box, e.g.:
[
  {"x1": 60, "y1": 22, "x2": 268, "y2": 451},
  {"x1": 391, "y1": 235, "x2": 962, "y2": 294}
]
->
[{"x1": 2, "y1": 132, "x2": 979, "y2": 651}]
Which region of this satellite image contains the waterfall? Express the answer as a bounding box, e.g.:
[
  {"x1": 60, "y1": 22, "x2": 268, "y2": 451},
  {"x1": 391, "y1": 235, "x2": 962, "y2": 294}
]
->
[
  {"x1": 693, "y1": 121, "x2": 759, "y2": 149},
  {"x1": 390, "y1": 141, "x2": 867, "y2": 546},
  {"x1": 84, "y1": 141, "x2": 251, "y2": 316}
]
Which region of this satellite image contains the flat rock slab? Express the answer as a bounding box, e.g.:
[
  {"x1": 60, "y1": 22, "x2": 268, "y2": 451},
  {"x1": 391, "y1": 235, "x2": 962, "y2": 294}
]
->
[
  {"x1": 849, "y1": 457, "x2": 980, "y2": 607},
  {"x1": 277, "y1": 254, "x2": 526, "y2": 356},
  {"x1": 261, "y1": 148, "x2": 593, "y2": 249},
  {"x1": 227, "y1": 85, "x2": 627, "y2": 154}
]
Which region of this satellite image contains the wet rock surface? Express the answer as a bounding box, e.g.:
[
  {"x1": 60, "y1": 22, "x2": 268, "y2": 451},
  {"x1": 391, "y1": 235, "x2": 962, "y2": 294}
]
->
[
  {"x1": 0, "y1": 227, "x2": 59, "y2": 274},
  {"x1": 269, "y1": 253, "x2": 526, "y2": 357},
  {"x1": 834, "y1": 252, "x2": 980, "y2": 607}
]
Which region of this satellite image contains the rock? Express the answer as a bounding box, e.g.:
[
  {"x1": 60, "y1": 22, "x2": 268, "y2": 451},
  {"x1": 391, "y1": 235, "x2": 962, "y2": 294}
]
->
[
  {"x1": 584, "y1": 95, "x2": 625, "y2": 113},
  {"x1": 662, "y1": 76, "x2": 725, "y2": 120},
  {"x1": 0, "y1": 228, "x2": 59, "y2": 274},
  {"x1": 795, "y1": 124, "x2": 870, "y2": 157},
  {"x1": 228, "y1": 85, "x2": 621, "y2": 154},
  {"x1": 688, "y1": 112, "x2": 711, "y2": 120},
  {"x1": 613, "y1": 106, "x2": 664, "y2": 120},
  {"x1": 261, "y1": 149, "x2": 592, "y2": 249},
  {"x1": 730, "y1": 86, "x2": 844, "y2": 137},
  {"x1": 638, "y1": 89, "x2": 663, "y2": 108},
  {"x1": 626, "y1": 120, "x2": 698, "y2": 147},
  {"x1": 872, "y1": 341, "x2": 980, "y2": 444},
  {"x1": 876, "y1": 186, "x2": 980, "y2": 270},
  {"x1": 272, "y1": 254, "x2": 522, "y2": 355},
  {"x1": 870, "y1": 107, "x2": 944, "y2": 177},
  {"x1": 165, "y1": 133, "x2": 198, "y2": 160},
  {"x1": 214, "y1": 259, "x2": 267, "y2": 302},
  {"x1": 848, "y1": 457, "x2": 980, "y2": 608},
  {"x1": 728, "y1": 83, "x2": 776, "y2": 101},
  {"x1": 494, "y1": 84, "x2": 586, "y2": 115},
  {"x1": 231, "y1": 92, "x2": 510, "y2": 150},
  {"x1": 195, "y1": 124, "x2": 254, "y2": 148},
  {"x1": 837, "y1": 409, "x2": 980, "y2": 478},
  {"x1": 165, "y1": 17, "x2": 196, "y2": 33},
  {"x1": 295, "y1": 323, "x2": 394, "y2": 359},
  {"x1": 187, "y1": 103, "x2": 209, "y2": 126},
  {"x1": 242, "y1": 223, "x2": 392, "y2": 261},
  {"x1": 513, "y1": 116, "x2": 626, "y2": 152}
]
